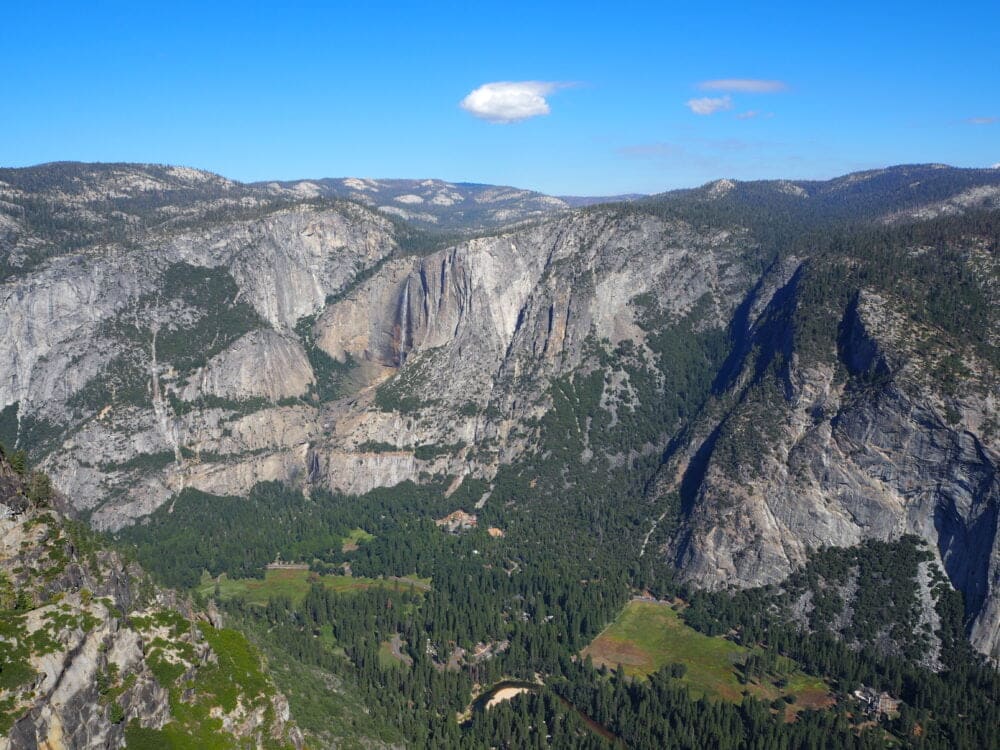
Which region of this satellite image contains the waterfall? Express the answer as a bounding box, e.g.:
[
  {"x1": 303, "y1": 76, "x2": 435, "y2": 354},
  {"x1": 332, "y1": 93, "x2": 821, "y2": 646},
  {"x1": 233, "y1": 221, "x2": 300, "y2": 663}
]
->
[{"x1": 399, "y1": 279, "x2": 411, "y2": 366}]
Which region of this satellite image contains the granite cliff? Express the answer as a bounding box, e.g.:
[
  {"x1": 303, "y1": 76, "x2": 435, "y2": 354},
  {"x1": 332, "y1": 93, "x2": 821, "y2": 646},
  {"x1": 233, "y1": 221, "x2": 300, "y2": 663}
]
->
[
  {"x1": 0, "y1": 450, "x2": 302, "y2": 749},
  {"x1": 1, "y1": 161, "x2": 999, "y2": 662}
]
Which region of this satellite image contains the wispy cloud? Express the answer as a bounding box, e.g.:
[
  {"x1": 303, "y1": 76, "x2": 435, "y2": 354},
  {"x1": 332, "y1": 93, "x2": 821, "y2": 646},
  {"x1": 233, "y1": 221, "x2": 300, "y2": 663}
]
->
[
  {"x1": 968, "y1": 116, "x2": 997, "y2": 125},
  {"x1": 703, "y1": 137, "x2": 769, "y2": 151},
  {"x1": 686, "y1": 79, "x2": 786, "y2": 117},
  {"x1": 736, "y1": 111, "x2": 776, "y2": 120},
  {"x1": 460, "y1": 81, "x2": 568, "y2": 123},
  {"x1": 686, "y1": 95, "x2": 732, "y2": 115},
  {"x1": 617, "y1": 141, "x2": 719, "y2": 170},
  {"x1": 616, "y1": 138, "x2": 781, "y2": 169},
  {"x1": 617, "y1": 143, "x2": 684, "y2": 157},
  {"x1": 698, "y1": 79, "x2": 788, "y2": 93}
]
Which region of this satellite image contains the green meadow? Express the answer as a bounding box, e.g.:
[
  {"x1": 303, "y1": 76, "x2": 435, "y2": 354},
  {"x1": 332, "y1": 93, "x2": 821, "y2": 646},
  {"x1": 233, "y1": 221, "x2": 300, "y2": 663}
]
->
[
  {"x1": 341, "y1": 527, "x2": 375, "y2": 552},
  {"x1": 582, "y1": 600, "x2": 830, "y2": 715},
  {"x1": 198, "y1": 568, "x2": 427, "y2": 606}
]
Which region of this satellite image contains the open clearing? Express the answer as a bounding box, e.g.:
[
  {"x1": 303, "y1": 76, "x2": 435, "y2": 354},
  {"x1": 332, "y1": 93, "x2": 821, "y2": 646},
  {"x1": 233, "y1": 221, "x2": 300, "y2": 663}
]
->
[
  {"x1": 582, "y1": 600, "x2": 831, "y2": 715},
  {"x1": 378, "y1": 634, "x2": 413, "y2": 669},
  {"x1": 341, "y1": 527, "x2": 374, "y2": 552},
  {"x1": 486, "y1": 686, "x2": 530, "y2": 709},
  {"x1": 198, "y1": 568, "x2": 428, "y2": 606}
]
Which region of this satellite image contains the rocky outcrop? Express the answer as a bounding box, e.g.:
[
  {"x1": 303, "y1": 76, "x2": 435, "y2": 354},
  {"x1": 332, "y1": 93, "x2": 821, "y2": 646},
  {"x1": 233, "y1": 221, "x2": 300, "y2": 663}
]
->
[
  {"x1": 0, "y1": 456, "x2": 303, "y2": 749},
  {"x1": 669, "y1": 288, "x2": 1000, "y2": 659},
  {"x1": 5, "y1": 595, "x2": 170, "y2": 750},
  {"x1": 181, "y1": 329, "x2": 315, "y2": 402}
]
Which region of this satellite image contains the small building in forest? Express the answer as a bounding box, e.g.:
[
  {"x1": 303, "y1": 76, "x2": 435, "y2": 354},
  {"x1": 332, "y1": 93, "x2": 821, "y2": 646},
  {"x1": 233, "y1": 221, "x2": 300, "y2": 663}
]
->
[{"x1": 853, "y1": 686, "x2": 901, "y2": 718}]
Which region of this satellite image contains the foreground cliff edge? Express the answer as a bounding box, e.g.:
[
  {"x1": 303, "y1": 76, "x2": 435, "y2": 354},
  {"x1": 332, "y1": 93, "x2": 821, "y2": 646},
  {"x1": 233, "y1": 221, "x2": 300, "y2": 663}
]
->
[{"x1": 0, "y1": 449, "x2": 303, "y2": 749}]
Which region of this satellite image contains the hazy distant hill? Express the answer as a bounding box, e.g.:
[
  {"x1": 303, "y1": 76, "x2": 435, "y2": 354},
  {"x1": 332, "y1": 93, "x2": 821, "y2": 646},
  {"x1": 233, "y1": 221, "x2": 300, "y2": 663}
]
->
[{"x1": 257, "y1": 175, "x2": 639, "y2": 229}]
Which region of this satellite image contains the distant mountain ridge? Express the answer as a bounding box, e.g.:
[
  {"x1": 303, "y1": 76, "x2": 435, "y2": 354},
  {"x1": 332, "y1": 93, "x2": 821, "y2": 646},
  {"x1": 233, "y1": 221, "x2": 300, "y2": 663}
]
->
[
  {"x1": 0, "y1": 161, "x2": 642, "y2": 246},
  {"x1": 256, "y1": 175, "x2": 639, "y2": 229}
]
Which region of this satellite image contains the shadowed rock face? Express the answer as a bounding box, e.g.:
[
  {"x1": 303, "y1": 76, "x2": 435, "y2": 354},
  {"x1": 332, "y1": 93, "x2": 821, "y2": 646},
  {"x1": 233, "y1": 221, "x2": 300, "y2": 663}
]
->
[
  {"x1": 668, "y1": 286, "x2": 1000, "y2": 658},
  {"x1": 2, "y1": 162, "x2": 999, "y2": 658}
]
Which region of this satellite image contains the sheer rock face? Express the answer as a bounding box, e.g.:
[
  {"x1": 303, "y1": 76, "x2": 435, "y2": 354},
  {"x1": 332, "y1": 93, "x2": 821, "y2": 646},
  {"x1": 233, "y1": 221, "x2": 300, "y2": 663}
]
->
[
  {"x1": 669, "y1": 288, "x2": 1000, "y2": 659},
  {"x1": 2, "y1": 178, "x2": 754, "y2": 530},
  {"x1": 215, "y1": 207, "x2": 396, "y2": 331},
  {"x1": 0, "y1": 255, "x2": 149, "y2": 412},
  {"x1": 316, "y1": 212, "x2": 747, "y2": 411},
  {"x1": 0, "y1": 204, "x2": 396, "y2": 417},
  {"x1": 181, "y1": 329, "x2": 315, "y2": 402}
]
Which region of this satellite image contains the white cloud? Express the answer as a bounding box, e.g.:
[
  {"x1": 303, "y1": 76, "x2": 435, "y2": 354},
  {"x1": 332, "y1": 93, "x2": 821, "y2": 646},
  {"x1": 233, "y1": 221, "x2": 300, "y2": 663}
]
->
[
  {"x1": 699, "y1": 79, "x2": 788, "y2": 93},
  {"x1": 460, "y1": 81, "x2": 565, "y2": 123},
  {"x1": 686, "y1": 95, "x2": 732, "y2": 115},
  {"x1": 968, "y1": 116, "x2": 997, "y2": 125},
  {"x1": 736, "y1": 110, "x2": 760, "y2": 119}
]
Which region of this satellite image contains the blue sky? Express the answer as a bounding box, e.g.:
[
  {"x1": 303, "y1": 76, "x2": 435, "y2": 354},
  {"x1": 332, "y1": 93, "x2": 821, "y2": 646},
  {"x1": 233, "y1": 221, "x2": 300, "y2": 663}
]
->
[{"x1": 1, "y1": 1, "x2": 997, "y2": 195}]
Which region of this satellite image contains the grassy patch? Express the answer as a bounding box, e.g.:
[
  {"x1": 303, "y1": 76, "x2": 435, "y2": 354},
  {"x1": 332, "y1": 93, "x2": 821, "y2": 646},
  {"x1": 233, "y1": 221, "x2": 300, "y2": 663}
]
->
[
  {"x1": 583, "y1": 600, "x2": 746, "y2": 699},
  {"x1": 199, "y1": 568, "x2": 423, "y2": 606},
  {"x1": 378, "y1": 640, "x2": 407, "y2": 669},
  {"x1": 341, "y1": 528, "x2": 374, "y2": 553},
  {"x1": 582, "y1": 600, "x2": 830, "y2": 711}
]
